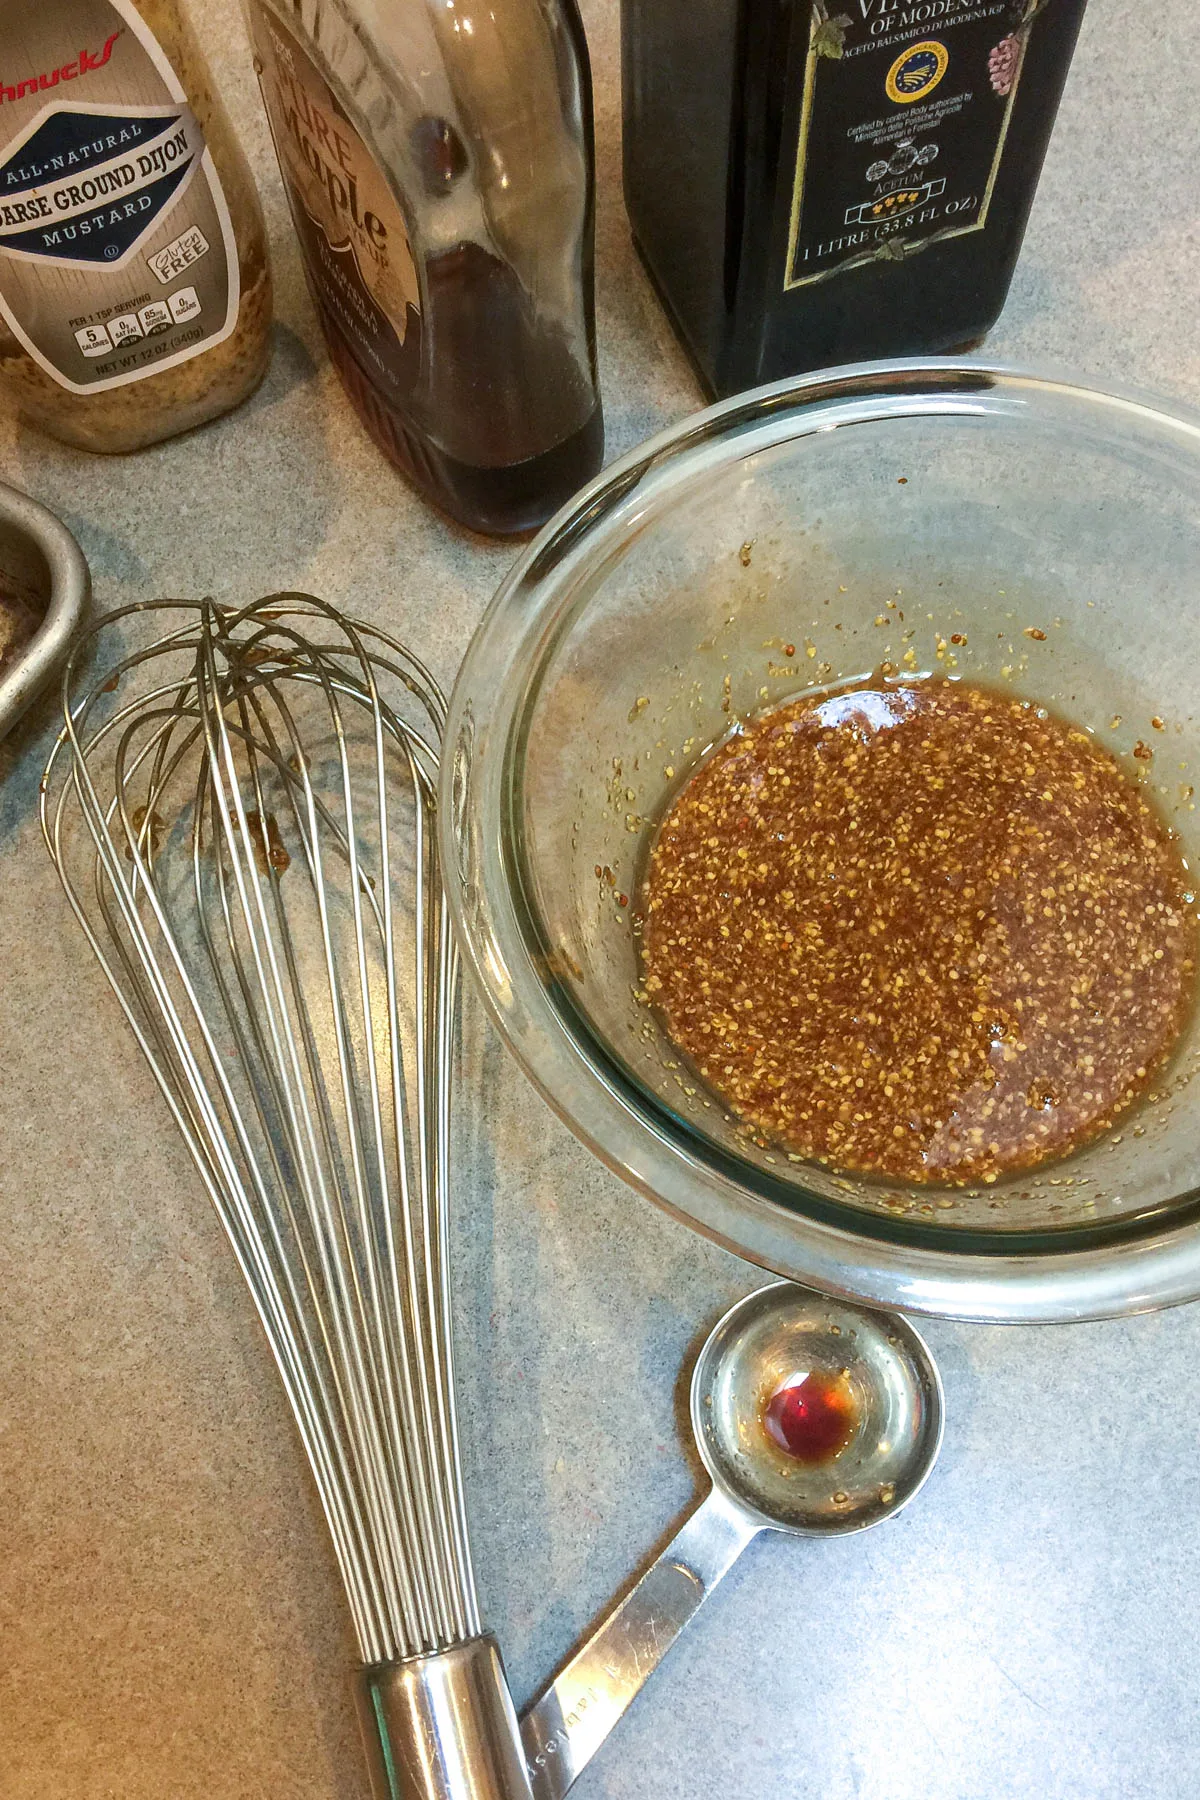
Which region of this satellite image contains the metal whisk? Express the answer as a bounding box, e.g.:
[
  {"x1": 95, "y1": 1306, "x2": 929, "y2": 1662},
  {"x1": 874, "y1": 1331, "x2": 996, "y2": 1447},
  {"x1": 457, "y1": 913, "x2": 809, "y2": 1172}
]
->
[{"x1": 41, "y1": 594, "x2": 532, "y2": 1800}]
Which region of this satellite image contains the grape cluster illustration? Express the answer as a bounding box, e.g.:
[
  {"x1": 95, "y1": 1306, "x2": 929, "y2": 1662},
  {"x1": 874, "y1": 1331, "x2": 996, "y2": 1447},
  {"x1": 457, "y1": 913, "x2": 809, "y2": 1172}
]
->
[{"x1": 988, "y1": 34, "x2": 1021, "y2": 95}]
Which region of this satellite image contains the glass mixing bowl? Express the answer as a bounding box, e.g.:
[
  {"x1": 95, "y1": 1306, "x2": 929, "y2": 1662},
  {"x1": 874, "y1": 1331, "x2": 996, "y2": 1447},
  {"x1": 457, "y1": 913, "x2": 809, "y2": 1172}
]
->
[{"x1": 441, "y1": 361, "x2": 1200, "y2": 1323}]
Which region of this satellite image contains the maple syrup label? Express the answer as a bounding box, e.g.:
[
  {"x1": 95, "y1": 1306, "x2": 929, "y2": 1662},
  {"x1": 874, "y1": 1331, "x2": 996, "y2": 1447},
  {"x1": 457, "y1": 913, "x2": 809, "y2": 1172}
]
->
[
  {"x1": 784, "y1": 0, "x2": 1047, "y2": 290},
  {"x1": 0, "y1": 0, "x2": 238, "y2": 392},
  {"x1": 247, "y1": 3, "x2": 421, "y2": 411}
]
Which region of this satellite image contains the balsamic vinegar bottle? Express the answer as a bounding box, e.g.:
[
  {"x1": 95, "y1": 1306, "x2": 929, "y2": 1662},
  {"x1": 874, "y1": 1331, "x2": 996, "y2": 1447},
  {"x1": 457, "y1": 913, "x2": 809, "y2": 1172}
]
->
[
  {"x1": 622, "y1": 0, "x2": 1087, "y2": 398},
  {"x1": 246, "y1": 0, "x2": 603, "y2": 536}
]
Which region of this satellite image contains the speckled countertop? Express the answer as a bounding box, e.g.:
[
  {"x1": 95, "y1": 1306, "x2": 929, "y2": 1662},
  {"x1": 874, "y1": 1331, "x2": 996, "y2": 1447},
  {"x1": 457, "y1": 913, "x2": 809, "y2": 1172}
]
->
[{"x1": 3, "y1": 3, "x2": 1200, "y2": 1796}]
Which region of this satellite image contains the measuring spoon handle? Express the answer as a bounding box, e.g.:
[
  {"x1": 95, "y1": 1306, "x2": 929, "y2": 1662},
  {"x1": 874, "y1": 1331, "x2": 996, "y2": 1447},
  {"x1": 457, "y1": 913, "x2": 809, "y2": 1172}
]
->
[{"x1": 520, "y1": 1487, "x2": 759, "y2": 1800}]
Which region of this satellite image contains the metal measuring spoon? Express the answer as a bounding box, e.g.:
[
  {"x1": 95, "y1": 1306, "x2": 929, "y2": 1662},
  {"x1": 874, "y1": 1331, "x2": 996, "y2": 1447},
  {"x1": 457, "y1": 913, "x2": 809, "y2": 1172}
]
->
[{"x1": 520, "y1": 1282, "x2": 944, "y2": 1800}]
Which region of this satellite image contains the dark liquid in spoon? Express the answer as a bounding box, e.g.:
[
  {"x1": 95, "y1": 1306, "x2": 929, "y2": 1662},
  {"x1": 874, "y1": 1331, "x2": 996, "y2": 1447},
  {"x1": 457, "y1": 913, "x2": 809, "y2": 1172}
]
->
[{"x1": 763, "y1": 1371, "x2": 857, "y2": 1463}]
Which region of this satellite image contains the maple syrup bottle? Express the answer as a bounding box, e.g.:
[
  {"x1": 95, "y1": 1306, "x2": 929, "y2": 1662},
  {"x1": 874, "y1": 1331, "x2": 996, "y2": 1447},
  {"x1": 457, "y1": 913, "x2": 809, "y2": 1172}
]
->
[
  {"x1": 622, "y1": 0, "x2": 1088, "y2": 397},
  {"x1": 246, "y1": 0, "x2": 603, "y2": 535}
]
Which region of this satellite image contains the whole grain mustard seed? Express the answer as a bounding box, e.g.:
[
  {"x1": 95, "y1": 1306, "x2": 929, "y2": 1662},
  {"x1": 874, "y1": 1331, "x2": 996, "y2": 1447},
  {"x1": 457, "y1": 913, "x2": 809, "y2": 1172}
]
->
[{"x1": 642, "y1": 679, "x2": 1198, "y2": 1186}]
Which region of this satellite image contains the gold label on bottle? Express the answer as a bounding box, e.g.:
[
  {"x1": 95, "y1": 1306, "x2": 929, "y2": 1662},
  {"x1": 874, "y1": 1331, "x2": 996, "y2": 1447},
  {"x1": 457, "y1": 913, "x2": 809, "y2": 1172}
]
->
[
  {"x1": 785, "y1": 0, "x2": 1045, "y2": 290},
  {"x1": 0, "y1": 0, "x2": 238, "y2": 392},
  {"x1": 247, "y1": 3, "x2": 421, "y2": 410}
]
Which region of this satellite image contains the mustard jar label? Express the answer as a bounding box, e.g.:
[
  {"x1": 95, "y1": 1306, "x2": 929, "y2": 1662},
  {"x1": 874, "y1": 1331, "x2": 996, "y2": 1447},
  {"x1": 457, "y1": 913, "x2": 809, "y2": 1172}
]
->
[{"x1": 0, "y1": 0, "x2": 239, "y2": 392}]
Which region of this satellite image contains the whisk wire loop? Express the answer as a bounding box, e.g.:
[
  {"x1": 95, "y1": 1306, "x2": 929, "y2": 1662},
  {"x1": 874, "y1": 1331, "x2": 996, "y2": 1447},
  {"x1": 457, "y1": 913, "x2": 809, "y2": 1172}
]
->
[{"x1": 42, "y1": 595, "x2": 481, "y2": 1666}]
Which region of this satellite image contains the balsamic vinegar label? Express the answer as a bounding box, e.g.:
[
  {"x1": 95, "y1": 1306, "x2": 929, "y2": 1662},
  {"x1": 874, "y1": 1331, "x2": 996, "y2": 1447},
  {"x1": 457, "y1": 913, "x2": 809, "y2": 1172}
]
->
[
  {"x1": 0, "y1": 0, "x2": 239, "y2": 392},
  {"x1": 784, "y1": 0, "x2": 1045, "y2": 290}
]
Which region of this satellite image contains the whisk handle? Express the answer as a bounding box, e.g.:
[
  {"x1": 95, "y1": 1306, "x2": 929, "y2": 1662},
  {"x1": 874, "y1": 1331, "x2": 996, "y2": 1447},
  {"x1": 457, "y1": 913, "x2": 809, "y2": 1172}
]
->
[{"x1": 359, "y1": 1636, "x2": 534, "y2": 1800}]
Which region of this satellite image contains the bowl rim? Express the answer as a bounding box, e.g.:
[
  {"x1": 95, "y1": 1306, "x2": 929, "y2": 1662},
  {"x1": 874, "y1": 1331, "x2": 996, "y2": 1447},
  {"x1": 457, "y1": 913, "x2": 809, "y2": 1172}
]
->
[
  {"x1": 440, "y1": 357, "x2": 1200, "y2": 1324},
  {"x1": 0, "y1": 477, "x2": 91, "y2": 742}
]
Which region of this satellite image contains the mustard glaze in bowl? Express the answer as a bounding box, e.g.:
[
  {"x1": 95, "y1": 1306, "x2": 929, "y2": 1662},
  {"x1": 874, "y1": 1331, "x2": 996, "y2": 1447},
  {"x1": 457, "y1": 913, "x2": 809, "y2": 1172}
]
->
[{"x1": 441, "y1": 362, "x2": 1200, "y2": 1322}]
